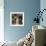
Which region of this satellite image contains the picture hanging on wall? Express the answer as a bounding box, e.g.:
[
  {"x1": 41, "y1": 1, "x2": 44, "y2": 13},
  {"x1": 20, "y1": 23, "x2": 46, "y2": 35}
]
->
[{"x1": 10, "y1": 12, "x2": 24, "y2": 26}]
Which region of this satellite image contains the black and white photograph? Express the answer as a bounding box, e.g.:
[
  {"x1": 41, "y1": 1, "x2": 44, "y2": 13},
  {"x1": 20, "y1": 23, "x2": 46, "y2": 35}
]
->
[{"x1": 10, "y1": 12, "x2": 24, "y2": 26}]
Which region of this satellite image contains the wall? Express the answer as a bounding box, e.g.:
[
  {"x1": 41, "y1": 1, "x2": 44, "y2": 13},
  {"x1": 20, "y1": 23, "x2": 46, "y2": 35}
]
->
[
  {"x1": 4, "y1": 0, "x2": 40, "y2": 42},
  {"x1": 40, "y1": 0, "x2": 46, "y2": 27}
]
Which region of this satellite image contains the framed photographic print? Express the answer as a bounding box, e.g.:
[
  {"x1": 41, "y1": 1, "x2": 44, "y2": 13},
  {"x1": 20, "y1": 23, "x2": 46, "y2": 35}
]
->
[{"x1": 10, "y1": 12, "x2": 24, "y2": 26}]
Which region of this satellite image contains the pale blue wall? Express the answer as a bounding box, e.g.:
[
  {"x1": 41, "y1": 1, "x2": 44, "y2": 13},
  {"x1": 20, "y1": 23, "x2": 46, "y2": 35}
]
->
[
  {"x1": 40, "y1": 0, "x2": 46, "y2": 27},
  {"x1": 4, "y1": 0, "x2": 40, "y2": 42}
]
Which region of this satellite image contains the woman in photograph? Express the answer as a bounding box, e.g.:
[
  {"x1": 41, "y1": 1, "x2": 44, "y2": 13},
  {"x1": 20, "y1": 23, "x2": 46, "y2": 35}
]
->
[{"x1": 12, "y1": 14, "x2": 23, "y2": 25}]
